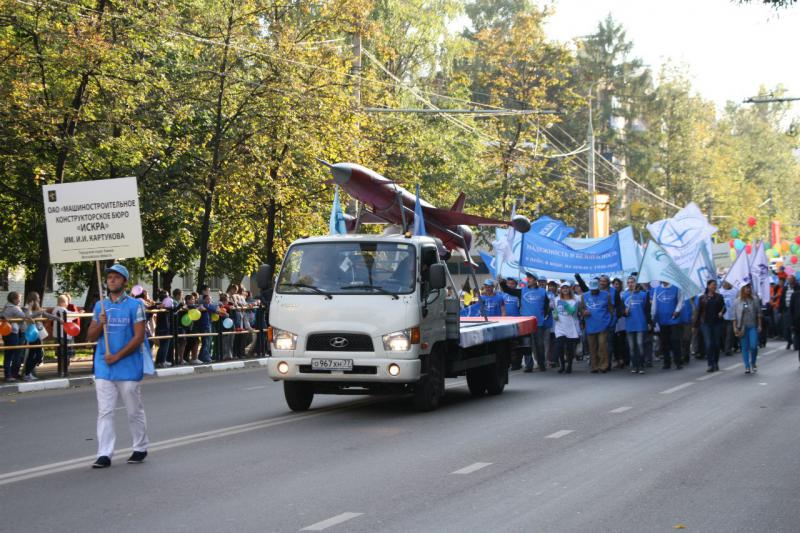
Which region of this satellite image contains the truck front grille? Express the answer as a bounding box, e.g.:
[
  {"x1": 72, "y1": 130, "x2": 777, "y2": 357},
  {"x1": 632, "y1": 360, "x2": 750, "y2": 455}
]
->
[{"x1": 306, "y1": 333, "x2": 374, "y2": 352}]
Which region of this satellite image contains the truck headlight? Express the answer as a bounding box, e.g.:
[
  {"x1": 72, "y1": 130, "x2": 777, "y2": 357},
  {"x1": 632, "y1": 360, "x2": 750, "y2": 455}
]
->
[
  {"x1": 382, "y1": 327, "x2": 420, "y2": 352},
  {"x1": 272, "y1": 328, "x2": 297, "y2": 350}
]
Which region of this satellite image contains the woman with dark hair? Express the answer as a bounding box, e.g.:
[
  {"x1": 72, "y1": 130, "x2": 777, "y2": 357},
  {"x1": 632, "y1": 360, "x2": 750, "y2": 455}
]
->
[
  {"x1": 734, "y1": 284, "x2": 762, "y2": 374},
  {"x1": 2, "y1": 292, "x2": 26, "y2": 381},
  {"x1": 611, "y1": 278, "x2": 629, "y2": 369},
  {"x1": 695, "y1": 279, "x2": 726, "y2": 372},
  {"x1": 552, "y1": 284, "x2": 581, "y2": 374},
  {"x1": 22, "y1": 291, "x2": 60, "y2": 381}
]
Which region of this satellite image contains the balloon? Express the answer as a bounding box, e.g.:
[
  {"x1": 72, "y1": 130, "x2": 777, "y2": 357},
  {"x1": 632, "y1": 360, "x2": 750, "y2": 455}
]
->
[
  {"x1": 131, "y1": 284, "x2": 143, "y2": 296},
  {"x1": 180, "y1": 314, "x2": 192, "y2": 327},
  {"x1": 188, "y1": 308, "x2": 201, "y2": 321},
  {"x1": 786, "y1": 265, "x2": 796, "y2": 276},
  {"x1": 25, "y1": 324, "x2": 40, "y2": 343},
  {"x1": 222, "y1": 317, "x2": 233, "y2": 329},
  {"x1": 463, "y1": 292, "x2": 473, "y2": 305},
  {"x1": 745, "y1": 243, "x2": 752, "y2": 254},
  {"x1": 792, "y1": 244, "x2": 800, "y2": 254},
  {"x1": 734, "y1": 239, "x2": 745, "y2": 251},
  {"x1": 782, "y1": 241, "x2": 791, "y2": 253},
  {"x1": 746, "y1": 216, "x2": 756, "y2": 227},
  {"x1": 211, "y1": 313, "x2": 219, "y2": 322},
  {"x1": 792, "y1": 256, "x2": 798, "y2": 265},
  {"x1": 795, "y1": 236, "x2": 800, "y2": 246},
  {"x1": 0, "y1": 321, "x2": 11, "y2": 337},
  {"x1": 64, "y1": 322, "x2": 80, "y2": 337},
  {"x1": 729, "y1": 239, "x2": 735, "y2": 248},
  {"x1": 162, "y1": 297, "x2": 173, "y2": 308},
  {"x1": 729, "y1": 249, "x2": 737, "y2": 262}
]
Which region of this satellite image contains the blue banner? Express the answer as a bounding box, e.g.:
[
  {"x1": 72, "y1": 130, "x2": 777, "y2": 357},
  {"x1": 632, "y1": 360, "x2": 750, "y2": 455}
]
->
[{"x1": 520, "y1": 232, "x2": 623, "y2": 274}]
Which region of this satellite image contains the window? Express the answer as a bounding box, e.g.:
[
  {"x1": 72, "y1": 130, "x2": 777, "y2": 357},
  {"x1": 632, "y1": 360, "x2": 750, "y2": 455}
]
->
[{"x1": 277, "y1": 241, "x2": 416, "y2": 296}]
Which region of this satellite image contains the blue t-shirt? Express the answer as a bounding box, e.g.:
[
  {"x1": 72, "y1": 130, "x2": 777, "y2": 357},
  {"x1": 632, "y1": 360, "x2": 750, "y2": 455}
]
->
[
  {"x1": 460, "y1": 302, "x2": 481, "y2": 317},
  {"x1": 678, "y1": 298, "x2": 694, "y2": 324},
  {"x1": 653, "y1": 285, "x2": 680, "y2": 326},
  {"x1": 93, "y1": 295, "x2": 147, "y2": 381},
  {"x1": 502, "y1": 293, "x2": 520, "y2": 316},
  {"x1": 583, "y1": 290, "x2": 612, "y2": 334},
  {"x1": 623, "y1": 290, "x2": 649, "y2": 332},
  {"x1": 480, "y1": 293, "x2": 505, "y2": 317},
  {"x1": 542, "y1": 292, "x2": 556, "y2": 329},
  {"x1": 520, "y1": 287, "x2": 548, "y2": 325}
]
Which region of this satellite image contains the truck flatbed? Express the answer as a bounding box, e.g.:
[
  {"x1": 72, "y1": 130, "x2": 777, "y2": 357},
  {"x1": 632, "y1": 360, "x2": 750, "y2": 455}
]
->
[{"x1": 458, "y1": 316, "x2": 537, "y2": 348}]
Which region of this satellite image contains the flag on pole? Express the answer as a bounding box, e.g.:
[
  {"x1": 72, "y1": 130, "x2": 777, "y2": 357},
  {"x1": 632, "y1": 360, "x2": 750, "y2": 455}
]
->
[
  {"x1": 413, "y1": 184, "x2": 427, "y2": 236},
  {"x1": 723, "y1": 246, "x2": 752, "y2": 291},
  {"x1": 637, "y1": 240, "x2": 702, "y2": 297},
  {"x1": 329, "y1": 185, "x2": 346, "y2": 235},
  {"x1": 687, "y1": 241, "x2": 717, "y2": 291},
  {"x1": 749, "y1": 241, "x2": 771, "y2": 304},
  {"x1": 646, "y1": 202, "x2": 717, "y2": 270}
]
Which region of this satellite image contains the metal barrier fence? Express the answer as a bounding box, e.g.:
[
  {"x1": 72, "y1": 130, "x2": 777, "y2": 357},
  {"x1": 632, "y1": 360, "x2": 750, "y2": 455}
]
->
[{"x1": 0, "y1": 305, "x2": 269, "y2": 377}]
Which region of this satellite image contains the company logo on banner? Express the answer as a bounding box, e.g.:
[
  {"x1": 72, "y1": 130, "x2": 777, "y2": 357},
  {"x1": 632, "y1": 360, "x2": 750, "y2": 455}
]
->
[
  {"x1": 646, "y1": 202, "x2": 716, "y2": 270},
  {"x1": 530, "y1": 216, "x2": 575, "y2": 242},
  {"x1": 520, "y1": 232, "x2": 623, "y2": 274}
]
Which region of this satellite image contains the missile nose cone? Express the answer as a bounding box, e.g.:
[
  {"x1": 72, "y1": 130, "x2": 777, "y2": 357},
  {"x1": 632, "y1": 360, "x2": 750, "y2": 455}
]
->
[
  {"x1": 511, "y1": 215, "x2": 531, "y2": 234},
  {"x1": 330, "y1": 163, "x2": 352, "y2": 185}
]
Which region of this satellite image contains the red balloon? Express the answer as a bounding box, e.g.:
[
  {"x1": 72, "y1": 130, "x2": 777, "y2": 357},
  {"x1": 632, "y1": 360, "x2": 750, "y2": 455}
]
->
[
  {"x1": 745, "y1": 244, "x2": 752, "y2": 254},
  {"x1": 0, "y1": 321, "x2": 11, "y2": 337},
  {"x1": 729, "y1": 239, "x2": 735, "y2": 248},
  {"x1": 792, "y1": 256, "x2": 799, "y2": 265},
  {"x1": 747, "y1": 216, "x2": 756, "y2": 227},
  {"x1": 795, "y1": 236, "x2": 800, "y2": 246},
  {"x1": 64, "y1": 322, "x2": 80, "y2": 337}
]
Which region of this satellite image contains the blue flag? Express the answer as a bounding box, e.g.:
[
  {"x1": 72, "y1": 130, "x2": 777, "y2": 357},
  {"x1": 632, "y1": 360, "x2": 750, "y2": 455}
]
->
[
  {"x1": 413, "y1": 184, "x2": 426, "y2": 236},
  {"x1": 329, "y1": 186, "x2": 346, "y2": 235}
]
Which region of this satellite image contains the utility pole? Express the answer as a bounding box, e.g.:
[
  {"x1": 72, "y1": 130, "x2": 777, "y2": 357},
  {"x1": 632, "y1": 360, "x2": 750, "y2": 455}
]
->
[
  {"x1": 587, "y1": 96, "x2": 596, "y2": 238},
  {"x1": 352, "y1": 31, "x2": 362, "y2": 111}
]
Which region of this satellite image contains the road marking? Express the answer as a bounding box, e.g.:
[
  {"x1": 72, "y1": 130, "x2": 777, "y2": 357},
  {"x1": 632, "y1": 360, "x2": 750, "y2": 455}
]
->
[
  {"x1": 545, "y1": 430, "x2": 574, "y2": 439},
  {"x1": 759, "y1": 382, "x2": 767, "y2": 386},
  {"x1": 242, "y1": 385, "x2": 267, "y2": 391},
  {"x1": 301, "y1": 512, "x2": 363, "y2": 531},
  {"x1": 115, "y1": 406, "x2": 126, "y2": 410},
  {"x1": 609, "y1": 406, "x2": 632, "y2": 414},
  {"x1": 660, "y1": 382, "x2": 694, "y2": 394},
  {"x1": 761, "y1": 347, "x2": 778, "y2": 356},
  {"x1": 724, "y1": 363, "x2": 743, "y2": 371},
  {"x1": 696, "y1": 371, "x2": 723, "y2": 381},
  {"x1": 451, "y1": 462, "x2": 492, "y2": 475}
]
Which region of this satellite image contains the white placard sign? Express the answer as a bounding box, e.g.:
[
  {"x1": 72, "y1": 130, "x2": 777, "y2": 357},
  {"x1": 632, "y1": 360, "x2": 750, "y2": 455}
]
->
[{"x1": 42, "y1": 177, "x2": 145, "y2": 264}]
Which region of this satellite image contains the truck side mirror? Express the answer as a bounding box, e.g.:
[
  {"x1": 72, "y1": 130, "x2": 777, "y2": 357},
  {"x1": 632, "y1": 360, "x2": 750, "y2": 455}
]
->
[
  {"x1": 428, "y1": 263, "x2": 446, "y2": 290},
  {"x1": 256, "y1": 264, "x2": 273, "y2": 291}
]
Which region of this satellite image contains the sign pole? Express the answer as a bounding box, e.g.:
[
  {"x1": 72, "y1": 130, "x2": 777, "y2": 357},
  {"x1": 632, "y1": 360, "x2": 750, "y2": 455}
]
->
[{"x1": 95, "y1": 260, "x2": 111, "y2": 356}]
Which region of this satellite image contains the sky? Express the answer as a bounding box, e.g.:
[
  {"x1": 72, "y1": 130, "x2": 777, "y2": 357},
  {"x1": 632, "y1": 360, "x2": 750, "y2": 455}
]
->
[{"x1": 543, "y1": 0, "x2": 800, "y2": 116}]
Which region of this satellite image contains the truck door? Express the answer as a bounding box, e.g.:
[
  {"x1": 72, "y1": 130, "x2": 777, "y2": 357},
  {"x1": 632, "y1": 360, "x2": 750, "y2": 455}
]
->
[{"x1": 419, "y1": 245, "x2": 446, "y2": 346}]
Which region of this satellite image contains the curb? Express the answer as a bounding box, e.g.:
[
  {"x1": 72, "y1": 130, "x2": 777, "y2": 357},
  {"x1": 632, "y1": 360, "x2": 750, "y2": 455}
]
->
[{"x1": 1, "y1": 358, "x2": 270, "y2": 395}]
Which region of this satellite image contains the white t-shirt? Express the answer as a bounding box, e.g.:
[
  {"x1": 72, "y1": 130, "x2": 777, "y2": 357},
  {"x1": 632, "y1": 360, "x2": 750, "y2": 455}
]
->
[{"x1": 553, "y1": 297, "x2": 581, "y2": 339}]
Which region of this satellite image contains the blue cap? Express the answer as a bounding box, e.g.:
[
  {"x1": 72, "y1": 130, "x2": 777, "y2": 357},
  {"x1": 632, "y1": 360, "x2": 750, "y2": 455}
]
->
[
  {"x1": 104, "y1": 263, "x2": 129, "y2": 281},
  {"x1": 483, "y1": 279, "x2": 495, "y2": 286},
  {"x1": 588, "y1": 278, "x2": 599, "y2": 290}
]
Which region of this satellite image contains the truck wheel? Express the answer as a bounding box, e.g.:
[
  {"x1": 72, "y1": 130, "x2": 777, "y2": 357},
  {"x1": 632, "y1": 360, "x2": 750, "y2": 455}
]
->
[
  {"x1": 413, "y1": 354, "x2": 444, "y2": 411},
  {"x1": 284, "y1": 381, "x2": 314, "y2": 411},
  {"x1": 466, "y1": 368, "x2": 487, "y2": 397},
  {"x1": 484, "y1": 361, "x2": 507, "y2": 395}
]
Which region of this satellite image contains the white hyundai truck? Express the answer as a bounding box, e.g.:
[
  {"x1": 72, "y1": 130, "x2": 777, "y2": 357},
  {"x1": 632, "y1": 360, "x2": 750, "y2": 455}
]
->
[{"x1": 266, "y1": 234, "x2": 536, "y2": 411}]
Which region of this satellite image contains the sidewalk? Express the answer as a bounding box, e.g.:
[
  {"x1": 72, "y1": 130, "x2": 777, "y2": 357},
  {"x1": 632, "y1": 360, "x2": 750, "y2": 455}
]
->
[{"x1": 1, "y1": 357, "x2": 270, "y2": 395}]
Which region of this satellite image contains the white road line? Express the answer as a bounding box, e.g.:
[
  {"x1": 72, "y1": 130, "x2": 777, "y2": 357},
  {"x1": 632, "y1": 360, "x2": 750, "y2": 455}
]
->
[
  {"x1": 724, "y1": 363, "x2": 743, "y2": 371},
  {"x1": 609, "y1": 406, "x2": 632, "y2": 414},
  {"x1": 696, "y1": 371, "x2": 723, "y2": 381},
  {"x1": 0, "y1": 399, "x2": 377, "y2": 487},
  {"x1": 301, "y1": 512, "x2": 363, "y2": 531},
  {"x1": 242, "y1": 385, "x2": 267, "y2": 391},
  {"x1": 545, "y1": 430, "x2": 574, "y2": 439},
  {"x1": 451, "y1": 462, "x2": 493, "y2": 475},
  {"x1": 759, "y1": 382, "x2": 767, "y2": 386},
  {"x1": 660, "y1": 382, "x2": 694, "y2": 394},
  {"x1": 761, "y1": 348, "x2": 779, "y2": 356}
]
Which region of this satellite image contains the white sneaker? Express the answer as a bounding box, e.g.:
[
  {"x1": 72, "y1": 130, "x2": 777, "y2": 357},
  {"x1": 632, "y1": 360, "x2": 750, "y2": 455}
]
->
[
  {"x1": 23, "y1": 374, "x2": 38, "y2": 381},
  {"x1": 188, "y1": 359, "x2": 201, "y2": 365},
  {"x1": 163, "y1": 362, "x2": 172, "y2": 367}
]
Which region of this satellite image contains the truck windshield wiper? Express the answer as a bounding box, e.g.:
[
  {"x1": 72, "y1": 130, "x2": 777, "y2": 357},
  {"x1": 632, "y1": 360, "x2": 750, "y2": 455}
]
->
[
  {"x1": 339, "y1": 285, "x2": 400, "y2": 300},
  {"x1": 283, "y1": 282, "x2": 332, "y2": 299}
]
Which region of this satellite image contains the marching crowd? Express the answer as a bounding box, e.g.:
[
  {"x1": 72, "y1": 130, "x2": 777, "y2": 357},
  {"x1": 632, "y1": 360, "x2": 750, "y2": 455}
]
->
[{"x1": 462, "y1": 270, "x2": 800, "y2": 376}]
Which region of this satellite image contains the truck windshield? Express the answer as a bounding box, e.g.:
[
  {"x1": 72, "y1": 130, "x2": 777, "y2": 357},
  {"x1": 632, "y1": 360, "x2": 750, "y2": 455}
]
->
[{"x1": 276, "y1": 242, "x2": 416, "y2": 296}]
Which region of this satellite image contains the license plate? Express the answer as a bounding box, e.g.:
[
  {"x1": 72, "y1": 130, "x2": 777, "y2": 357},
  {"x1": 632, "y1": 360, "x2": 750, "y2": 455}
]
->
[{"x1": 311, "y1": 358, "x2": 353, "y2": 371}]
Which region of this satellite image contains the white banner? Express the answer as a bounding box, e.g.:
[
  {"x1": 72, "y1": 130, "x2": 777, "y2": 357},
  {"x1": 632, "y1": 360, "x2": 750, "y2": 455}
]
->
[
  {"x1": 637, "y1": 240, "x2": 702, "y2": 297},
  {"x1": 42, "y1": 177, "x2": 145, "y2": 264},
  {"x1": 647, "y1": 202, "x2": 717, "y2": 271},
  {"x1": 749, "y1": 241, "x2": 771, "y2": 305}
]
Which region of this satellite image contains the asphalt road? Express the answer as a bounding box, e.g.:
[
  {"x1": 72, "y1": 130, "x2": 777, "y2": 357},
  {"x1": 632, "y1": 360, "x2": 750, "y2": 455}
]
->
[{"x1": 2, "y1": 341, "x2": 799, "y2": 533}]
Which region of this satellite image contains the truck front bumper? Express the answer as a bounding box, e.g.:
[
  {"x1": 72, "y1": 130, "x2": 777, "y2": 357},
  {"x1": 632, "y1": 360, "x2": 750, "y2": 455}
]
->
[{"x1": 266, "y1": 356, "x2": 421, "y2": 383}]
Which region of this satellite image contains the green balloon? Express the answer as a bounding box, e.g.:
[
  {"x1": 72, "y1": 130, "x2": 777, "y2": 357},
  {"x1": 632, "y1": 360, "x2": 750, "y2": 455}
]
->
[
  {"x1": 731, "y1": 228, "x2": 740, "y2": 238},
  {"x1": 181, "y1": 314, "x2": 192, "y2": 327}
]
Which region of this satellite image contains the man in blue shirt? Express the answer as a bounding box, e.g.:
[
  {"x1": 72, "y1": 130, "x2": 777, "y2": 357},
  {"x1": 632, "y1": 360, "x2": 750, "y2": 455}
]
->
[
  {"x1": 500, "y1": 272, "x2": 549, "y2": 372},
  {"x1": 502, "y1": 278, "x2": 521, "y2": 317},
  {"x1": 479, "y1": 279, "x2": 506, "y2": 317},
  {"x1": 652, "y1": 281, "x2": 684, "y2": 370},
  {"x1": 582, "y1": 278, "x2": 614, "y2": 373},
  {"x1": 87, "y1": 264, "x2": 150, "y2": 468}
]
